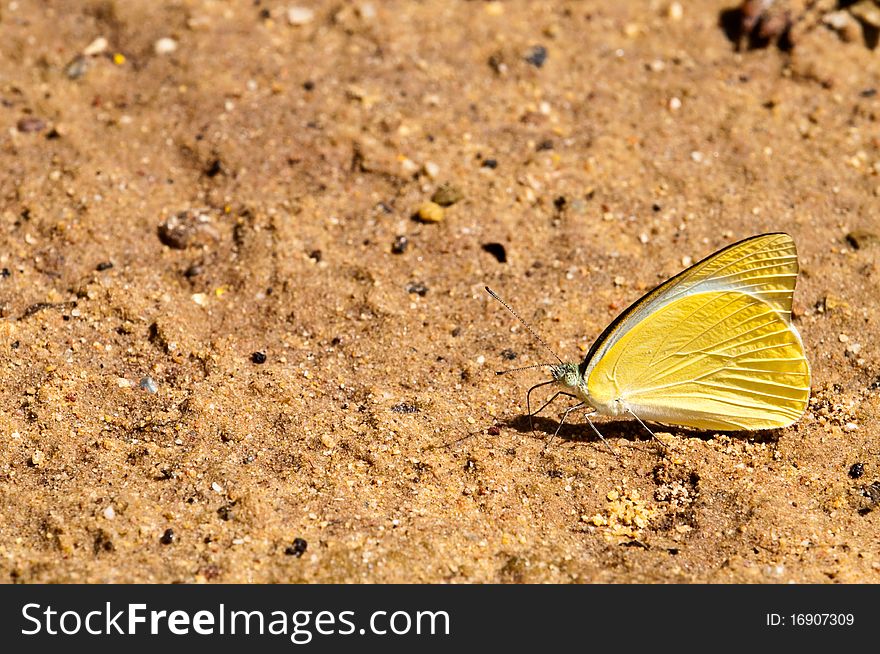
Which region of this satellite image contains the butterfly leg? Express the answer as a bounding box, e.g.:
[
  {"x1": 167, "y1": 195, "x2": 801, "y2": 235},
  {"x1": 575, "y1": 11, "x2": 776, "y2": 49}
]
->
[
  {"x1": 544, "y1": 400, "x2": 585, "y2": 450},
  {"x1": 625, "y1": 408, "x2": 669, "y2": 456},
  {"x1": 584, "y1": 412, "x2": 618, "y2": 457}
]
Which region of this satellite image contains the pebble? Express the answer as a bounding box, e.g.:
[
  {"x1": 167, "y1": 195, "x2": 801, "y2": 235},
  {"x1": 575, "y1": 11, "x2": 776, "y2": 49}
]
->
[
  {"x1": 844, "y1": 422, "x2": 859, "y2": 432},
  {"x1": 139, "y1": 376, "x2": 158, "y2": 393},
  {"x1": 83, "y1": 36, "x2": 108, "y2": 56},
  {"x1": 287, "y1": 6, "x2": 315, "y2": 25},
  {"x1": 849, "y1": 463, "x2": 865, "y2": 479},
  {"x1": 668, "y1": 96, "x2": 682, "y2": 111},
  {"x1": 524, "y1": 45, "x2": 548, "y2": 68},
  {"x1": 423, "y1": 161, "x2": 440, "y2": 178},
  {"x1": 431, "y1": 184, "x2": 464, "y2": 207},
  {"x1": 285, "y1": 537, "x2": 308, "y2": 557},
  {"x1": 65, "y1": 55, "x2": 89, "y2": 79},
  {"x1": 668, "y1": 2, "x2": 683, "y2": 21},
  {"x1": 103, "y1": 506, "x2": 116, "y2": 520},
  {"x1": 96, "y1": 261, "x2": 114, "y2": 271},
  {"x1": 154, "y1": 37, "x2": 178, "y2": 55},
  {"x1": 17, "y1": 117, "x2": 46, "y2": 133},
  {"x1": 158, "y1": 210, "x2": 219, "y2": 249},
  {"x1": 191, "y1": 292, "x2": 208, "y2": 306},
  {"x1": 160, "y1": 528, "x2": 176, "y2": 545},
  {"x1": 406, "y1": 281, "x2": 429, "y2": 296},
  {"x1": 391, "y1": 235, "x2": 408, "y2": 254},
  {"x1": 415, "y1": 201, "x2": 444, "y2": 223},
  {"x1": 211, "y1": 482, "x2": 224, "y2": 493},
  {"x1": 251, "y1": 351, "x2": 267, "y2": 364},
  {"x1": 30, "y1": 450, "x2": 45, "y2": 467}
]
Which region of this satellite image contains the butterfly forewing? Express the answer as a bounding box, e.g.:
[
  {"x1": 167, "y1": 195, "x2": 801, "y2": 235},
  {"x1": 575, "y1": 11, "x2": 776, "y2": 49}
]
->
[{"x1": 582, "y1": 233, "x2": 800, "y2": 380}]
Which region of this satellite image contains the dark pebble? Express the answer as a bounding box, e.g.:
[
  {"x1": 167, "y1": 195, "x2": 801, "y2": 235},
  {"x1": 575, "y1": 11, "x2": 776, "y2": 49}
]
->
[
  {"x1": 303, "y1": 80, "x2": 315, "y2": 91},
  {"x1": 391, "y1": 402, "x2": 419, "y2": 414},
  {"x1": 487, "y1": 425, "x2": 501, "y2": 436},
  {"x1": 17, "y1": 117, "x2": 46, "y2": 133},
  {"x1": 217, "y1": 504, "x2": 235, "y2": 521},
  {"x1": 860, "y1": 88, "x2": 877, "y2": 98},
  {"x1": 536, "y1": 139, "x2": 554, "y2": 151},
  {"x1": 96, "y1": 261, "x2": 114, "y2": 271},
  {"x1": 554, "y1": 196, "x2": 567, "y2": 211},
  {"x1": 251, "y1": 351, "x2": 267, "y2": 364},
  {"x1": 524, "y1": 45, "x2": 548, "y2": 68},
  {"x1": 464, "y1": 458, "x2": 477, "y2": 473},
  {"x1": 285, "y1": 537, "x2": 308, "y2": 557},
  {"x1": 451, "y1": 326, "x2": 461, "y2": 337},
  {"x1": 392, "y1": 235, "x2": 408, "y2": 254},
  {"x1": 308, "y1": 249, "x2": 322, "y2": 262},
  {"x1": 482, "y1": 242, "x2": 507, "y2": 263},
  {"x1": 184, "y1": 263, "x2": 203, "y2": 278},
  {"x1": 406, "y1": 281, "x2": 429, "y2": 296},
  {"x1": 0, "y1": 268, "x2": 10, "y2": 278},
  {"x1": 652, "y1": 203, "x2": 662, "y2": 212},
  {"x1": 849, "y1": 463, "x2": 865, "y2": 479},
  {"x1": 160, "y1": 528, "x2": 175, "y2": 545},
  {"x1": 500, "y1": 348, "x2": 517, "y2": 360},
  {"x1": 481, "y1": 158, "x2": 498, "y2": 169},
  {"x1": 204, "y1": 158, "x2": 223, "y2": 178}
]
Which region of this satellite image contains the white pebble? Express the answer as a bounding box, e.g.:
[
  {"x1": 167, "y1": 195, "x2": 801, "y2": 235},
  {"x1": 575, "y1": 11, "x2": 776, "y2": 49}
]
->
[
  {"x1": 424, "y1": 161, "x2": 440, "y2": 178},
  {"x1": 844, "y1": 422, "x2": 859, "y2": 432},
  {"x1": 191, "y1": 292, "x2": 208, "y2": 306},
  {"x1": 287, "y1": 6, "x2": 315, "y2": 25},
  {"x1": 476, "y1": 355, "x2": 486, "y2": 365},
  {"x1": 838, "y1": 333, "x2": 849, "y2": 343},
  {"x1": 154, "y1": 37, "x2": 178, "y2": 55},
  {"x1": 668, "y1": 96, "x2": 682, "y2": 111},
  {"x1": 83, "y1": 36, "x2": 108, "y2": 56},
  {"x1": 690, "y1": 151, "x2": 704, "y2": 163},
  {"x1": 668, "y1": 2, "x2": 683, "y2": 21},
  {"x1": 212, "y1": 482, "x2": 224, "y2": 493},
  {"x1": 681, "y1": 255, "x2": 693, "y2": 266},
  {"x1": 103, "y1": 506, "x2": 116, "y2": 520}
]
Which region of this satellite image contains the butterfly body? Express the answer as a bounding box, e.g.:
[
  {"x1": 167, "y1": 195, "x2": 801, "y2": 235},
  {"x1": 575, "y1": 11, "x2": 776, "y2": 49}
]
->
[{"x1": 519, "y1": 233, "x2": 811, "y2": 433}]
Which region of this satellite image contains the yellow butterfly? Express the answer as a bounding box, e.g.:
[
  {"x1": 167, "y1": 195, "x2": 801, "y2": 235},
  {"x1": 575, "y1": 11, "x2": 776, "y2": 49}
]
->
[{"x1": 487, "y1": 233, "x2": 810, "y2": 444}]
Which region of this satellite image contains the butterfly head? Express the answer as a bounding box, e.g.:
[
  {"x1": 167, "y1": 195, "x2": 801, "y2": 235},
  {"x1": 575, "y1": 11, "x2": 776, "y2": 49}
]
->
[{"x1": 551, "y1": 362, "x2": 584, "y2": 393}]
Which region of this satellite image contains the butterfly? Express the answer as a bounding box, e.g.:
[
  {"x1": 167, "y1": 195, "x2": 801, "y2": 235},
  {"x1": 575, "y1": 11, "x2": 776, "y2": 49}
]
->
[{"x1": 487, "y1": 233, "x2": 811, "y2": 444}]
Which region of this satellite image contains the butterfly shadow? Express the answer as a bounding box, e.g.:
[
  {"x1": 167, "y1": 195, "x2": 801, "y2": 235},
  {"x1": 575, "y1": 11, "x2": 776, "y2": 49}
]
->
[{"x1": 501, "y1": 413, "x2": 785, "y2": 448}]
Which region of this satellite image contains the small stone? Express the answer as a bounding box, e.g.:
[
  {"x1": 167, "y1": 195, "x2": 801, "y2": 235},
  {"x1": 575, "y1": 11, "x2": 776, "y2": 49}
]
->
[
  {"x1": 65, "y1": 55, "x2": 90, "y2": 79},
  {"x1": 251, "y1": 351, "x2": 267, "y2": 364},
  {"x1": 154, "y1": 37, "x2": 178, "y2": 55},
  {"x1": 415, "y1": 201, "x2": 444, "y2": 223},
  {"x1": 431, "y1": 184, "x2": 464, "y2": 207},
  {"x1": 83, "y1": 36, "x2": 108, "y2": 56},
  {"x1": 668, "y1": 96, "x2": 682, "y2": 111},
  {"x1": 406, "y1": 281, "x2": 429, "y2": 296},
  {"x1": 211, "y1": 482, "x2": 223, "y2": 493},
  {"x1": 481, "y1": 158, "x2": 498, "y2": 169},
  {"x1": 191, "y1": 292, "x2": 208, "y2": 306},
  {"x1": 116, "y1": 377, "x2": 132, "y2": 388},
  {"x1": 838, "y1": 333, "x2": 849, "y2": 343},
  {"x1": 160, "y1": 528, "x2": 175, "y2": 545},
  {"x1": 423, "y1": 161, "x2": 440, "y2": 179},
  {"x1": 17, "y1": 117, "x2": 46, "y2": 133},
  {"x1": 30, "y1": 450, "x2": 45, "y2": 467},
  {"x1": 103, "y1": 506, "x2": 116, "y2": 520},
  {"x1": 391, "y1": 235, "x2": 408, "y2": 254},
  {"x1": 321, "y1": 434, "x2": 336, "y2": 449},
  {"x1": 158, "y1": 210, "x2": 219, "y2": 249},
  {"x1": 287, "y1": 6, "x2": 315, "y2": 25},
  {"x1": 96, "y1": 261, "x2": 114, "y2": 271},
  {"x1": 849, "y1": 463, "x2": 865, "y2": 479},
  {"x1": 524, "y1": 45, "x2": 548, "y2": 68},
  {"x1": 285, "y1": 537, "x2": 308, "y2": 557},
  {"x1": 667, "y1": 2, "x2": 683, "y2": 21},
  {"x1": 139, "y1": 376, "x2": 158, "y2": 393},
  {"x1": 844, "y1": 422, "x2": 859, "y2": 432}
]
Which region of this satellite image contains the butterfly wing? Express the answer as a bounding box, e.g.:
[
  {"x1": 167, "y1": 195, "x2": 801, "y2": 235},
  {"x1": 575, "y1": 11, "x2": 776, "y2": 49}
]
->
[
  {"x1": 580, "y1": 233, "x2": 800, "y2": 379},
  {"x1": 586, "y1": 290, "x2": 810, "y2": 430},
  {"x1": 582, "y1": 234, "x2": 810, "y2": 430}
]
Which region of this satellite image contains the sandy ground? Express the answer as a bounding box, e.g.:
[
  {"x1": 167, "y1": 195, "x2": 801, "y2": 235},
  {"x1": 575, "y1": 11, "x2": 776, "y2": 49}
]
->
[{"x1": 0, "y1": 0, "x2": 879, "y2": 583}]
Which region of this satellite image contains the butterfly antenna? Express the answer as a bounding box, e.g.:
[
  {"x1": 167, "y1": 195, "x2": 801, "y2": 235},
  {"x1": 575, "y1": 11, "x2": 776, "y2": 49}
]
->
[
  {"x1": 495, "y1": 363, "x2": 554, "y2": 376},
  {"x1": 485, "y1": 287, "x2": 563, "y2": 364}
]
